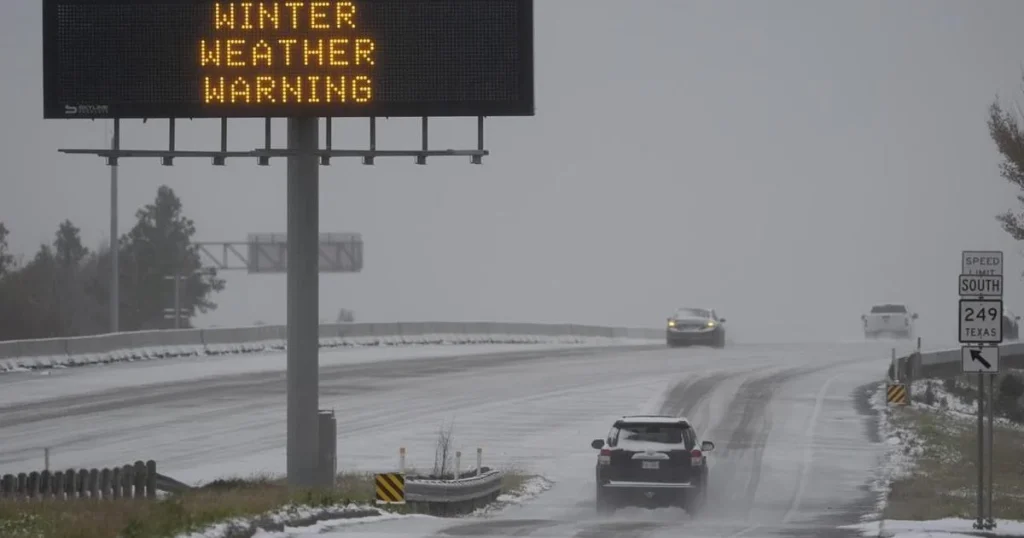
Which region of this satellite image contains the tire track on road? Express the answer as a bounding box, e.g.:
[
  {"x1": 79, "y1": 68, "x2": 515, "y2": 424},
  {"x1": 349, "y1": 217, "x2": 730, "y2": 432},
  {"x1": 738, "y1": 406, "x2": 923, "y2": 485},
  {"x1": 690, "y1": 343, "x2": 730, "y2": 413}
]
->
[
  {"x1": 566, "y1": 369, "x2": 761, "y2": 538},
  {"x1": 699, "y1": 361, "x2": 850, "y2": 522}
]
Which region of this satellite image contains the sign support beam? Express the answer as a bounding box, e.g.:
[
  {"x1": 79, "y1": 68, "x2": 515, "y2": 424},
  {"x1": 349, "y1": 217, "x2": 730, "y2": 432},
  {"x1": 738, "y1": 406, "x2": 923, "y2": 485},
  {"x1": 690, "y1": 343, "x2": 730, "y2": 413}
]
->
[
  {"x1": 109, "y1": 131, "x2": 119, "y2": 333},
  {"x1": 286, "y1": 117, "x2": 321, "y2": 489}
]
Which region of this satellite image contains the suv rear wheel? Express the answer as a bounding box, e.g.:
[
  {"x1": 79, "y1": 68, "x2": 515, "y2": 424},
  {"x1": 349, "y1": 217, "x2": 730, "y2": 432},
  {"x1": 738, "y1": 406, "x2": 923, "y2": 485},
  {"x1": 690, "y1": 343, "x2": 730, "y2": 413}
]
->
[
  {"x1": 596, "y1": 485, "x2": 615, "y2": 514},
  {"x1": 684, "y1": 480, "x2": 708, "y2": 514}
]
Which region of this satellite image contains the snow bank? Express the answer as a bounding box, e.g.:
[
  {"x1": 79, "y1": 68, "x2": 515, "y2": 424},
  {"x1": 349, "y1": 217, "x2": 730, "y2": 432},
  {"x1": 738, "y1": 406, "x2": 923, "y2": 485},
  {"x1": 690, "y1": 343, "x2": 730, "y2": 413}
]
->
[
  {"x1": 174, "y1": 502, "x2": 425, "y2": 538},
  {"x1": 469, "y1": 475, "x2": 555, "y2": 517},
  {"x1": 0, "y1": 334, "x2": 659, "y2": 374},
  {"x1": 861, "y1": 382, "x2": 924, "y2": 527},
  {"x1": 173, "y1": 476, "x2": 555, "y2": 538}
]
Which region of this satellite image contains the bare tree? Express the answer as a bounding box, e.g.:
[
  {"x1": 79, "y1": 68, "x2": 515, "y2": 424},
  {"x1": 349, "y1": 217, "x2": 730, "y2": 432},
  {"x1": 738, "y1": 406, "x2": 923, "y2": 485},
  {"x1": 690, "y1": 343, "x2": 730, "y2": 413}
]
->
[{"x1": 432, "y1": 419, "x2": 456, "y2": 478}]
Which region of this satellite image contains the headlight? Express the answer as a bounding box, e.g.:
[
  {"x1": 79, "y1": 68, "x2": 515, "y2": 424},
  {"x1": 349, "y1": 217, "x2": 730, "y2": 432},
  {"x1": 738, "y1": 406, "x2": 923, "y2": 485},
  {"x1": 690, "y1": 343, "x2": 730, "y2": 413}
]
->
[
  {"x1": 668, "y1": 320, "x2": 676, "y2": 327},
  {"x1": 706, "y1": 321, "x2": 715, "y2": 327}
]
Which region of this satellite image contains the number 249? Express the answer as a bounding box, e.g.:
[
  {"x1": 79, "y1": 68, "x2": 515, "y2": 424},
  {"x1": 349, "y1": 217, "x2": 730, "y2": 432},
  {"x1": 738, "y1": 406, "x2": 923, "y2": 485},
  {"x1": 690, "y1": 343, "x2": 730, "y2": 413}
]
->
[{"x1": 964, "y1": 307, "x2": 999, "y2": 322}]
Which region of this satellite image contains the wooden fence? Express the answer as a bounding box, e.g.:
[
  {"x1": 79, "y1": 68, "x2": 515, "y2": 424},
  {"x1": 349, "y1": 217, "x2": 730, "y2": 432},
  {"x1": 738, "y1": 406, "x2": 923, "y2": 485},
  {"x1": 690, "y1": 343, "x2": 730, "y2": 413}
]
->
[{"x1": 0, "y1": 460, "x2": 160, "y2": 501}]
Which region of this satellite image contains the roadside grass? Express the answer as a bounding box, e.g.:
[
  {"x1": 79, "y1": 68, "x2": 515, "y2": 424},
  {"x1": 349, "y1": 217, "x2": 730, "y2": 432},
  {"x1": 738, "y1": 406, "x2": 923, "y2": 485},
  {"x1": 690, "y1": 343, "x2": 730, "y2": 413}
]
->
[
  {"x1": 0, "y1": 471, "x2": 376, "y2": 538},
  {"x1": 883, "y1": 404, "x2": 1024, "y2": 520},
  {"x1": 0, "y1": 468, "x2": 533, "y2": 538}
]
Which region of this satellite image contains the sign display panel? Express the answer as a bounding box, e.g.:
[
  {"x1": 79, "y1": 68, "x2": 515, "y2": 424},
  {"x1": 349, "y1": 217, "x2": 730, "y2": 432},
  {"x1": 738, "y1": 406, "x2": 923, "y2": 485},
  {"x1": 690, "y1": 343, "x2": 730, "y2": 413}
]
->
[{"x1": 43, "y1": 0, "x2": 535, "y2": 119}]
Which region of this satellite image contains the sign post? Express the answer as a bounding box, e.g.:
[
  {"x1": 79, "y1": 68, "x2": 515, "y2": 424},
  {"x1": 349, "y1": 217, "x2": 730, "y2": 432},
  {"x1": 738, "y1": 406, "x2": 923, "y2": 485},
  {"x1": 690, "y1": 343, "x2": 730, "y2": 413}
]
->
[
  {"x1": 42, "y1": 0, "x2": 536, "y2": 490},
  {"x1": 961, "y1": 250, "x2": 1002, "y2": 531}
]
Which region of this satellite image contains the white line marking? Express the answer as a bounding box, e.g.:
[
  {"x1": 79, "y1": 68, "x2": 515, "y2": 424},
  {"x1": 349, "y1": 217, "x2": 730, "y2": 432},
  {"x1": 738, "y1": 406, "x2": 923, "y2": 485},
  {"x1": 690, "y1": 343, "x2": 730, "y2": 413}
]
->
[
  {"x1": 727, "y1": 524, "x2": 763, "y2": 537},
  {"x1": 782, "y1": 373, "x2": 840, "y2": 524}
]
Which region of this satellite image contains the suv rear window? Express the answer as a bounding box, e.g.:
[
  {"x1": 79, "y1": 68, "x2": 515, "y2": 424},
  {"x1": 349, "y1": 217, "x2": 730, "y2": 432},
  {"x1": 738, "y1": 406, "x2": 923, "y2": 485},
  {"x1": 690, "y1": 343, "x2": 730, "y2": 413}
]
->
[
  {"x1": 870, "y1": 304, "x2": 907, "y2": 314},
  {"x1": 612, "y1": 422, "x2": 685, "y2": 444}
]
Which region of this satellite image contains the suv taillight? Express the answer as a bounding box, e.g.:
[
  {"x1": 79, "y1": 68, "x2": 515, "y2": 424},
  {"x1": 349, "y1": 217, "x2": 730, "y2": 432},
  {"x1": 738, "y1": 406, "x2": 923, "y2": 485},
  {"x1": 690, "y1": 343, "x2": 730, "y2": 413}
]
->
[
  {"x1": 598, "y1": 448, "x2": 611, "y2": 465},
  {"x1": 690, "y1": 448, "x2": 702, "y2": 466}
]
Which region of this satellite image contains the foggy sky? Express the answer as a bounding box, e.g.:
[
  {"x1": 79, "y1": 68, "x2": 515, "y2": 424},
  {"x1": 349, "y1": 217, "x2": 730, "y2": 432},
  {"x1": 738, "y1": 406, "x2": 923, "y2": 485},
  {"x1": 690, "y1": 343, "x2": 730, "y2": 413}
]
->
[{"x1": 3, "y1": 0, "x2": 1024, "y2": 345}]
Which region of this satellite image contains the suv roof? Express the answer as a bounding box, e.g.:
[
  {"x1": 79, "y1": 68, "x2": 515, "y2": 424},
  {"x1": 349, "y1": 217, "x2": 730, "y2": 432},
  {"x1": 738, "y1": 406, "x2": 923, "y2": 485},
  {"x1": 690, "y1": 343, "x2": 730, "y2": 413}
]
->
[{"x1": 615, "y1": 415, "x2": 691, "y2": 425}]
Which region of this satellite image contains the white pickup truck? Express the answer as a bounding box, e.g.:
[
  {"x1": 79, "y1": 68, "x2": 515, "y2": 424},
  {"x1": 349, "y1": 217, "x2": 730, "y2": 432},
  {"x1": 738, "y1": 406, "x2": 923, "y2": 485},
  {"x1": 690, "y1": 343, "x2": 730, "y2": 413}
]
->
[{"x1": 862, "y1": 303, "x2": 918, "y2": 339}]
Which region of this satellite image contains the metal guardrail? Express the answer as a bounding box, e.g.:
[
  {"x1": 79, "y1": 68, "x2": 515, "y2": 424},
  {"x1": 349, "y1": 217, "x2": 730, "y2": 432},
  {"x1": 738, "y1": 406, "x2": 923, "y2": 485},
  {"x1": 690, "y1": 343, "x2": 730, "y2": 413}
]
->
[
  {"x1": 0, "y1": 321, "x2": 664, "y2": 371},
  {"x1": 894, "y1": 342, "x2": 1024, "y2": 380},
  {"x1": 405, "y1": 469, "x2": 504, "y2": 504}
]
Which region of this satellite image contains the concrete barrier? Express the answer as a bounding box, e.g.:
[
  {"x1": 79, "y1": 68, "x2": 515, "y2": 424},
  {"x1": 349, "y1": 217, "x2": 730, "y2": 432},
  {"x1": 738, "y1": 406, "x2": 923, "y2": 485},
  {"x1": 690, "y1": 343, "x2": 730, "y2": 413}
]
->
[{"x1": 0, "y1": 322, "x2": 664, "y2": 372}]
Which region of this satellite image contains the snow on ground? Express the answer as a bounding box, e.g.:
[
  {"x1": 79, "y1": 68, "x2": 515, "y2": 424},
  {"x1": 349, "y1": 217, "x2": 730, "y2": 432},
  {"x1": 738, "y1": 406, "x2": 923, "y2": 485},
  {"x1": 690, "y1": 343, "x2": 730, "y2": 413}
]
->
[
  {"x1": 862, "y1": 382, "x2": 923, "y2": 525},
  {"x1": 909, "y1": 377, "x2": 1024, "y2": 432},
  {"x1": 187, "y1": 476, "x2": 560, "y2": 538},
  {"x1": 174, "y1": 503, "x2": 430, "y2": 538},
  {"x1": 470, "y1": 476, "x2": 556, "y2": 517},
  {"x1": 851, "y1": 380, "x2": 1024, "y2": 536},
  {"x1": 2, "y1": 340, "x2": 934, "y2": 538},
  {"x1": 0, "y1": 339, "x2": 655, "y2": 407},
  {"x1": 0, "y1": 334, "x2": 658, "y2": 374},
  {"x1": 841, "y1": 518, "x2": 1024, "y2": 537}
]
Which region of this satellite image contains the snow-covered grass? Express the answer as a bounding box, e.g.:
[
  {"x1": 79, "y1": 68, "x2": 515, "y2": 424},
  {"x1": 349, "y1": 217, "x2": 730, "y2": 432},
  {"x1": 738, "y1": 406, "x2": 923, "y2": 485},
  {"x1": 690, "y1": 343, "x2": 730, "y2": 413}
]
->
[
  {"x1": 841, "y1": 517, "x2": 1024, "y2": 537},
  {"x1": 851, "y1": 377, "x2": 1024, "y2": 536},
  {"x1": 862, "y1": 382, "x2": 924, "y2": 525},
  {"x1": 0, "y1": 334, "x2": 658, "y2": 374},
  {"x1": 910, "y1": 375, "x2": 1024, "y2": 431}
]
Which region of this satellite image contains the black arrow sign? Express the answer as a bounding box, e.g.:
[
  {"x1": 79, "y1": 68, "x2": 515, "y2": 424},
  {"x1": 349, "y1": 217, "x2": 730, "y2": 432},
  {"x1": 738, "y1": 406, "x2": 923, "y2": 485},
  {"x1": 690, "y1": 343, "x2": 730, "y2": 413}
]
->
[{"x1": 970, "y1": 349, "x2": 992, "y2": 369}]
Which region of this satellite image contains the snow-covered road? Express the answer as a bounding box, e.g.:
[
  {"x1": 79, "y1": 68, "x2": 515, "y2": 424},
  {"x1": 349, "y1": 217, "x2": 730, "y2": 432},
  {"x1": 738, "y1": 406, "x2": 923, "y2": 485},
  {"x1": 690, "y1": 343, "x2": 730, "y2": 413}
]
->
[{"x1": 0, "y1": 339, "x2": 922, "y2": 538}]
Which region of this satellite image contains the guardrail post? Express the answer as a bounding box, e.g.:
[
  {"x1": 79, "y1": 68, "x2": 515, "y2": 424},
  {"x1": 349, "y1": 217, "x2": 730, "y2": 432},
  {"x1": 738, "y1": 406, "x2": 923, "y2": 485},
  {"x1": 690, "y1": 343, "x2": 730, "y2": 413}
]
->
[
  {"x1": 454, "y1": 451, "x2": 461, "y2": 480},
  {"x1": 476, "y1": 448, "x2": 482, "y2": 476},
  {"x1": 907, "y1": 351, "x2": 915, "y2": 401},
  {"x1": 399, "y1": 447, "x2": 406, "y2": 473},
  {"x1": 890, "y1": 348, "x2": 898, "y2": 382}
]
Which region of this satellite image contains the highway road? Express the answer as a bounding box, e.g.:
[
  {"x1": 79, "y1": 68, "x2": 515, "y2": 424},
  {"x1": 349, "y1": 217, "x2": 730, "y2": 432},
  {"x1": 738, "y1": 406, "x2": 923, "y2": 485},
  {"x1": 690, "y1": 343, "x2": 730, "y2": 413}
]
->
[{"x1": 0, "y1": 339, "x2": 920, "y2": 537}]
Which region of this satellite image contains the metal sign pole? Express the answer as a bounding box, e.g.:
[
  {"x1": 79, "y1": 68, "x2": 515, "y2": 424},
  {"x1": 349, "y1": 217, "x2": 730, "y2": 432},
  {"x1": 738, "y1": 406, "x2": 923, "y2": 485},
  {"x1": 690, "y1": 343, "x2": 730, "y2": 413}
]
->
[
  {"x1": 286, "y1": 117, "x2": 321, "y2": 489},
  {"x1": 109, "y1": 128, "x2": 119, "y2": 333},
  {"x1": 987, "y1": 372, "x2": 996, "y2": 528},
  {"x1": 977, "y1": 372, "x2": 984, "y2": 529}
]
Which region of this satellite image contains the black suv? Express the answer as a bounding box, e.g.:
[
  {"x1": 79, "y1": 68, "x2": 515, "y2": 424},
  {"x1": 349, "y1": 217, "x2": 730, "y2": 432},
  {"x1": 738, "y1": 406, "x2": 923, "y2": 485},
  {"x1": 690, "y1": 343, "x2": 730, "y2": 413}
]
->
[{"x1": 591, "y1": 415, "x2": 714, "y2": 513}]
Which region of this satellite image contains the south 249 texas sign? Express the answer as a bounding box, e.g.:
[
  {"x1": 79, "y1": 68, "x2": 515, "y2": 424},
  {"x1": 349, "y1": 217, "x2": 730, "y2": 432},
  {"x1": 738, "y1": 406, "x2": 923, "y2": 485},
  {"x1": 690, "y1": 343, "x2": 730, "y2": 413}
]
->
[{"x1": 42, "y1": 0, "x2": 535, "y2": 119}]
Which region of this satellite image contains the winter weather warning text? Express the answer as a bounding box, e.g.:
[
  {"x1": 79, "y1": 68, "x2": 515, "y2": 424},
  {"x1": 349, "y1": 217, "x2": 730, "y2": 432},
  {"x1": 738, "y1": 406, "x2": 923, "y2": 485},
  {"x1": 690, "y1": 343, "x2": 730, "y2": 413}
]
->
[{"x1": 200, "y1": 2, "x2": 376, "y2": 105}]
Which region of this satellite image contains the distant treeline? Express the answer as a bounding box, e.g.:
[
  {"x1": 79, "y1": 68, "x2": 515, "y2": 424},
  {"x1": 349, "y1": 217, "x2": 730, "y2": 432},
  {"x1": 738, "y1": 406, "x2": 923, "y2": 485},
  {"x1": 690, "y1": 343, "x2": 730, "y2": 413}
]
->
[{"x1": 0, "y1": 186, "x2": 225, "y2": 342}]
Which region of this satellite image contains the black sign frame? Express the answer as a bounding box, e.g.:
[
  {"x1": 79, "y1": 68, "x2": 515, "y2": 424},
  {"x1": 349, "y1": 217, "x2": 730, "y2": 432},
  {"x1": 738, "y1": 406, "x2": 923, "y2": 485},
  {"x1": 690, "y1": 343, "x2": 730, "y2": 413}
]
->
[{"x1": 42, "y1": 0, "x2": 534, "y2": 119}]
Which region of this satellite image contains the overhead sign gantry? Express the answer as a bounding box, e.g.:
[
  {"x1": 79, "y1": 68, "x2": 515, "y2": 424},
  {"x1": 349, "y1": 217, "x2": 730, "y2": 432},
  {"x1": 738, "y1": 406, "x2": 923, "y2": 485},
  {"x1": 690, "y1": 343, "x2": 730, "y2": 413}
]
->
[{"x1": 42, "y1": 0, "x2": 535, "y2": 489}]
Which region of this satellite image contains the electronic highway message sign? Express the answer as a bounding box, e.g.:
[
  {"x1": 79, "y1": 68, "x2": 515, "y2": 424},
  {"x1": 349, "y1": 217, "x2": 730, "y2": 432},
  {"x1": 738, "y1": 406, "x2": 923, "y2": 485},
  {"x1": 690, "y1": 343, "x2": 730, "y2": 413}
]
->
[{"x1": 42, "y1": 0, "x2": 534, "y2": 119}]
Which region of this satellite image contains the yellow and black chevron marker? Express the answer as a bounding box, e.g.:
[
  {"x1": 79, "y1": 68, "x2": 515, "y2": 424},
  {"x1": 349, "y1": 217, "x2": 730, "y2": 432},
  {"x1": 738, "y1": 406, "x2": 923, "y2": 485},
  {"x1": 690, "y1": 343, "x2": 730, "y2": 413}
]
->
[
  {"x1": 375, "y1": 472, "x2": 405, "y2": 504},
  {"x1": 886, "y1": 383, "x2": 908, "y2": 405}
]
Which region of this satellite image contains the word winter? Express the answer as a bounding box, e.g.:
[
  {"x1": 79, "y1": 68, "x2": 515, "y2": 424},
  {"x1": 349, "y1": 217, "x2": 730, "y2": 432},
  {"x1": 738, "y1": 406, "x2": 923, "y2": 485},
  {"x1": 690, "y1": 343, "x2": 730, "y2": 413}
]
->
[{"x1": 214, "y1": 1, "x2": 359, "y2": 30}]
